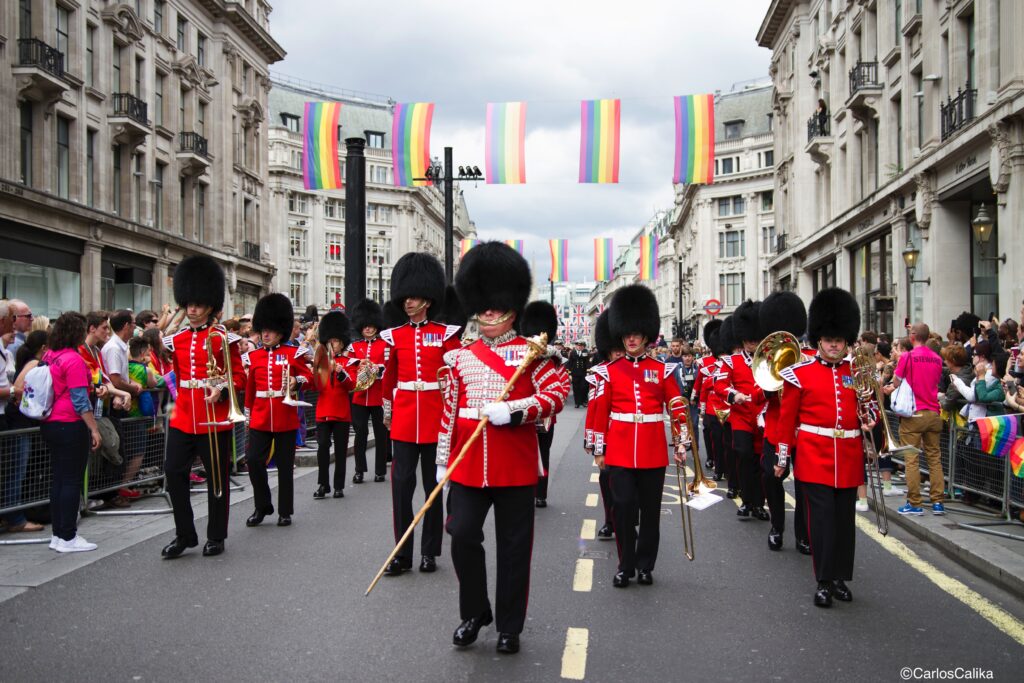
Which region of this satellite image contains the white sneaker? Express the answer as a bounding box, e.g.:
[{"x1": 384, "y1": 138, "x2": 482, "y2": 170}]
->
[
  {"x1": 855, "y1": 500, "x2": 869, "y2": 512},
  {"x1": 55, "y1": 535, "x2": 98, "y2": 553},
  {"x1": 883, "y1": 487, "x2": 906, "y2": 497},
  {"x1": 49, "y1": 536, "x2": 59, "y2": 549}
]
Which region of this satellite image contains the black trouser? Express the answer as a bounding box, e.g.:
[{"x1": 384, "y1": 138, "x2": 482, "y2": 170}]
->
[
  {"x1": 802, "y1": 482, "x2": 856, "y2": 582},
  {"x1": 316, "y1": 420, "x2": 350, "y2": 490},
  {"x1": 722, "y1": 421, "x2": 738, "y2": 490},
  {"x1": 733, "y1": 428, "x2": 765, "y2": 508},
  {"x1": 391, "y1": 440, "x2": 443, "y2": 560},
  {"x1": 352, "y1": 404, "x2": 389, "y2": 476},
  {"x1": 247, "y1": 428, "x2": 297, "y2": 517},
  {"x1": 536, "y1": 428, "x2": 554, "y2": 500},
  {"x1": 704, "y1": 413, "x2": 723, "y2": 477},
  {"x1": 41, "y1": 421, "x2": 89, "y2": 542},
  {"x1": 598, "y1": 468, "x2": 613, "y2": 527},
  {"x1": 165, "y1": 427, "x2": 232, "y2": 542},
  {"x1": 761, "y1": 440, "x2": 788, "y2": 533},
  {"x1": 571, "y1": 376, "x2": 588, "y2": 406},
  {"x1": 447, "y1": 482, "x2": 535, "y2": 634},
  {"x1": 608, "y1": 466, "x2": 666, "y2": 575}
]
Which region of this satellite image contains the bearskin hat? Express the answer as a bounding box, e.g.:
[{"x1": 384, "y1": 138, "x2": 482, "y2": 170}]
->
[
  {"x1": 952, "y1": 311, "x2": 981, "y2": 336},
  {"x1": 252, "y1": 293, "x2": 294, "y2": 338},
  {"x1": 706, "y1": 329, "x2": 721, "y2": 358},
  {"x1": 759, "y1": 290, "x2": 807, "y2": 339},
  {"x1": 438, "y1": 285, "x2": 467, "y2": 328},
  {"x1": 702, "y1": 318, "x2": 723, "y2": 346},
  {"x1": 382, "y1": 300, "x2": 407, "y2": 329},
  {"x1": 732, "y1": 300, "x2": 762, "y2": 343},
  {"x1": 594, "y1": 310, "x2": 623, "y2": 361},
  {"x1": 717, "y1": 317, "x2": 736, "y2": 355},
  {"x1": 807, "y1": 287, "x2": 860, "y2": 345},
  {"x1": 390, "y1": 252, "x2": 446, "y2": 318},
  {"x1": 609, "y1": 284, "x2": 660, "y2": 342},
  {"x1": 318, "y1": 309, "x2": 352, "y2": 348},
  {"x1": 520, "y1": 301, "x2": 558, "y2": 343},
  {"x1": 455, "y1": 241, "x2": 532, "y2": 317},
  {"x1": 173, "y1": 255, "x2": 225, "y2": 313},
  {"x1": 350, "y1": 299, "x2": 384, "y2": 335}
]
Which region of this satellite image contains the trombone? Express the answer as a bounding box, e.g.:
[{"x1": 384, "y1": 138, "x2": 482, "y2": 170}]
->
[
  {"x1": 198, "y1": 330, "x2": 246, "y2": 498},
  {"x1": 668, "y1": 396, "x2": 714, "y2": 561},
  {"x1": 281, "y1": 354, "x2": 312, "y2": 408}
]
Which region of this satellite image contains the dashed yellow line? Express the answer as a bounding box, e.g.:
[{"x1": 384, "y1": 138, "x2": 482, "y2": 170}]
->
[
  {"x1": 560, "y1": 627, "x2": 589, "y2": 680},
  {"x1": 573, "y1": 559, "x2": 593, "y2": 592},
  {"x1": 580, "y1": 519, "x2": 596, "y2": 540},
  {"x1": 590, "y1": 472, "x2": 600, "y2": 483},
  {"x1": 585, "y1": 493, "x2": 598, "y2": 507}
]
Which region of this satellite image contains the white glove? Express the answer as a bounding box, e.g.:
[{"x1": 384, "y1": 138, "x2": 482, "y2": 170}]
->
[
  {"x1": 481, "y1": 402, "x2": 512, "y2": 426},
  {"x1": 436, "y1": 465, "x2": 447, "y2": 484}
]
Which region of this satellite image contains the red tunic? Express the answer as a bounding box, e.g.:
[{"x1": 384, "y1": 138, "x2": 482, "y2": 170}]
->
[
  {"x1": 714, "y1": 351, "x2": 767, "y2": 433},
  {"x1": 243, "y1": 344, "x2": 314, "y2": 433},
  {"x1": 314, "y1": 355, "x2": 357, "y2": 422},
  {"x1": 347, "y1": 336, "x2": 389, "y2": 407},
  {"x1": 589, "y1": 355, "x2": 686, "y2": 469},
  {"x1": 763, "y1": 347, "x2": 817, "y2": 446},
  {"x1": 437, "y1": 336, "x2": 569, "y2": 487},
  {"x1": 380, "y1": 321, "x2": 462, "y2": 444},
  {"x1": 583, "y1": 365, "x2": 605, "y2": 451},
  {"x1": 693, "y1": 355, "x2": 716, "y2": 413},
  {"x1": 163, "y1": 325, "x2": 245, "y2": 434}
]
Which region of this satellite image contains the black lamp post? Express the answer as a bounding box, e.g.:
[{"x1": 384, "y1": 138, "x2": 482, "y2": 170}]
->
[
  {"x1": 901, "y1": 242, "x2": 931, "y2": 286},
  {"x1": 971, "y1": 203, "x2": 1006, "y2": 264},
  {"x1": 344, "y1": 138, "x2": 366, "y2": 310},
  {"x1": 416, "y1": 147, "x2": 483, "y2": 282},
  {"x1": 376, "y1": 229, "x2": 386, "y2": 303}
]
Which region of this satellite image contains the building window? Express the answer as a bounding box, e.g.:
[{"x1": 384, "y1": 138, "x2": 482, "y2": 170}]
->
[
  {"x1": 196, "y1": 184, "x2": 206, "y2": 242},
  {"x1": 763, "y1": 150, "x2": 774, "y2": 167},
  {"x1": 133, "y1": 154, "x2": 143, "y2": 220},
  {"x1": 197, "y1": 33, "x2": 206, "y2": 67},
  {"x1": 154, "y1": 74, "x2": 164, "y2": 126},
  {"x1": 112, "y1": 43, "x2": 122, "y2": 91},
  {"x1": 197, "y1": 102, "x2": 206, "y2": 137},
  {"x1": 113, "y1": 144, "x2": 122, "y2": 213},
  {"x1": 154, "y1": 162, "x2": 165, "y2": 228},
  {"x1": 179, "y1": 88, "x2": 186, "y2": 130},
  {"x1": 849, "y1": 232, "x2": 894, "y2": 336},
  {"x1": 325, "y1": 275, "x2": 345, "y2": 307},
  {"x1": 86, "y1": 26, "x2": 95, "y2": 88},
  {"x1": 718, "y1": 230, "x2": 745, "y2": 259},
  {"x1": 965, "y1": 13, "x2": 975, "y2": 89},
  {"x1": 86, "y1": 130, "x2": 96, "y2": 207},
  {"x1": 154, "y1": 1, "x2": 164, "y2": 34},
  {"x1": 813, "y1": 260, "x2": 837, "y2": 295},
  {"x1": 724, "y1": 121, "x2": 743, "y2": 140},
  {"x1": 720, "y1": 157, "x2": 734, "y2": 175},
  {"x1": 370, "y1": 165, "x2": 390, "y2": 184},
  {"x1": 719, "y1": 273, "x2": 746, "y2": 306},
  {"x1": 288, "y1": 193, "x2": 309, "y2": 214},
  {"x1": 290, "y1": 149, "x2": 303, "y2": 170},
  {"x1": 177, "y1": 15, "x2": 187, "y2": 52},
  {"x1": 289, "y1": 228, "x2": 308, "y2": 258},
  {"x1": 243, "y1": 63, "x2": 251, "y2": 94},
  {"x1": 326, "y1": 232, "x2": 344, "y2": 262},
  {"x1": 367, "y1": 235, "x2": 392, "y2": 265},
  {"x1": 366, "y1": 131, "x2": 385, "y2": 148},
  {"x1": 19, "y1": 102, "x2": 32, "y2": 186},
  {"x1": 762, "y1": 225, "x2": 776, "y2": 254},
  {"x1": 55, "y1": 5, "x2": 69, "y2": 57},
  {"x1": 179, "y1": 178, "x2": 186, "y2": 235},
  {"x1": 895, "y1": 96, "x2": 903, "y2": 170},
  {"x1": 55, "y1": 116, "x2": 69, "y2": 199},
  {"x1": 281, "y1": 114, "x2": 300, "y2": 133},
  {"x1": 761, "y1": 190, "x2": 774, "y2": 212},
  {"x1": 19, "y1": 0, "x2": 31, "y2": 40},
  {"x1": 367, "y1": 203, "x2": 392, "y2": 224},
  {"x1": 289, "y1": 273, "x2": 307, "y2": 307},
  {"x1": 135, "y1": 57, "x2": 144, "y2": 98},
  {"x1": 324, "y1": 199, "x2": 344, "y2": 219}
]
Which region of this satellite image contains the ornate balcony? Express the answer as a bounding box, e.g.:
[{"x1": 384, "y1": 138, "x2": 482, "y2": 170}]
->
[
  {"x1": 109, "y1": 93, "x2": 150, "y2": 147},
  {"x1": 846, "y1": 61, "x2": 883, "y2": 119},
  {"x1": 940, "y1": 88, "x2": 977, "y2": 141},
  {"x1": 805, "y1": 115, "x2": 834, "y2": 167},
  {"x1": 242, "y1": 241, "x2": 261, "y2": 262},
  {"x1": 12, "y1": 38, "x2": 68, "y2": 105},
  {"x1": 177, "y1": 132, "x2": 211, "y2": 175}
]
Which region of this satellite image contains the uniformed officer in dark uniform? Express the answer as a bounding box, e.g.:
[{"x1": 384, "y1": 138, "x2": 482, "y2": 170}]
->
[{"x1": 567, "y1": 341, "x2": 591, "y2": 407}]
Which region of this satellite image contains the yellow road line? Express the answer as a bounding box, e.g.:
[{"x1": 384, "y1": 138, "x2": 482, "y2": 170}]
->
[
  {"x1": 573, "y1": 559, "x2": 593, "y2": 592},
  {"x1": 561, "y1": 627, "x2": 589, "y2": 680},
  {"x1": 585, "y1": 493, "x2": 599, "y2": 507},
  {"x1": 580, "y1": 519, "x2": 596, "y2": 540},
  {"x1": 590, "y1": 472, "x2": 600, "y2": 483}
]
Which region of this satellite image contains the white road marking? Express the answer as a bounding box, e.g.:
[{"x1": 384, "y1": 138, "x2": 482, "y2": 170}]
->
[
  {"x1": 573, "y1": 559, "x2": 593, "y2": 592},
  {"x1": 580, "y1": 519, "x2": 596, "y2": 540},
  {"x1": 590, "y1": 472, "x2": 600, "y2": 483},
  {"x1": 561, "y1": 627, "x2": 589, "y2": 680},
  {"x1": 585, "y1": 493, "x2": 599, "y2": 507}
]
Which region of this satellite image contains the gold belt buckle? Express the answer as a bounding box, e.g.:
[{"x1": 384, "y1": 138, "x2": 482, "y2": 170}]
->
[
  {"x1": 833, "y1": 428, "x2": 844, "y2": 439},
  {"x1": 633, "y1": 414, "x2": 642, "y2": 423}
]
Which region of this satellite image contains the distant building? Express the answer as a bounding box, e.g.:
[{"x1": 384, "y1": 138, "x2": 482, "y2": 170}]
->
[{"x1": 545, "y1": 280, "x2": 596, "y2": 344}]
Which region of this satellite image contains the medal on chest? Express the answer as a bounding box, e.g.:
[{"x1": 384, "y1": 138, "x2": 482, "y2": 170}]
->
[
  {"x1": 841, "y1": 374, "x2": 854, "y2": 389},
  {"x1": 500, "y1": 348, "x2": 526, "y2": 367},
  {"x1": 643, "y1": 369, "x2": 659, "y2": 384},
  {"x1": 421, "y1": 332, "x2": 442, "y2": 347}
]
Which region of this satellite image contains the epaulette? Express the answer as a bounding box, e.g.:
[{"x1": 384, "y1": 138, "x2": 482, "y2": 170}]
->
[
  {"x1": 294, "y1": 345, "x2": 311, "y2": 359},
  {"x1": 380, "y1": 327, "x2": 396, "y2": 346},
  {"x1": 663, "y1": 362, "x2": 678, "y2": 379},
  {"x1": 721, "y1": 355, "x2": 734, "y2": 369},
  {"x1": 780, "y1": 358, "x2": 814, "y2": 388},
  {"x1": 443, "y1": 324, "x2": 461, "y2": 341},
  {"x1": 592, "y1": 364, "x2": 610, "y2": 382}
]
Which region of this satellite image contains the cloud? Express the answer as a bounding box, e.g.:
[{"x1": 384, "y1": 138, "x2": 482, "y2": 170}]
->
[{"x1": 271, "y1": 0, "x2": 770, "y2": 280}]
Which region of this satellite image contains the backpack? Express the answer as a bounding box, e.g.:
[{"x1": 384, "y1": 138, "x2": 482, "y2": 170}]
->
[{"x1": 20, "y1": 362, "x2": 54, "y2": 420}]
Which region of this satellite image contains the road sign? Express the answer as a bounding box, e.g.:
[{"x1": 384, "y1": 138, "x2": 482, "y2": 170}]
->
[{"x1": 703, "y1": 299, "x2": 723, "y2": 316}]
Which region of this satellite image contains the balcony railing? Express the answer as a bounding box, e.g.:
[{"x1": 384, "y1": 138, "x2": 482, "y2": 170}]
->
[
  {"x1": 776, "y1": 233, "x2": 788, "y2": 253},
  {"x1": 940, "y1": 88, "x2": 977, "y2": 141},
  {"x1": 807, "y1": 114, "x2": 830, "y2": 141},
  {"x1": 179, "y1": 132, "x2": 209, "y2": 158},
  {"x1": 242, "y1": 241, "x2": 261, "y2": 261},
  {"x1": 111, "y1": 93, "x2": 149, "y2": 126},
  {"x1": 17, "y1": 38, "x2": 64, "y2": 79},
  {"x1": 848, "y1": 60, "x2": 880, "y2": 95}
]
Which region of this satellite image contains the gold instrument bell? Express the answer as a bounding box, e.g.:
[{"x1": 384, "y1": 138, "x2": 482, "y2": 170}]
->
[{"x1": 752, "y1": 331, "x2": 802, "y2": 392}]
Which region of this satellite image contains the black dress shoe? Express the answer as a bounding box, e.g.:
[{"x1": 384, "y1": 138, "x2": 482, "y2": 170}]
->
[
  {"x1": 384, "y1": 558, "x2": 412, "y2": 576},
  {"x1": 768, "y1": 528, "x2": 783, "y2": 551},
  {"x1": 814, "y1": 581, "x2": 833, "y2": 607},
  {"x1": 736, "y1": 504, "x2": 751, "y2": 518},
  {"x1": 246, "y1": 507, "x2": 273, "y2": 527},
  {"x1": 352, "y1": 472, "x2": 364, "y2": 484},
  {"x1": 333, "y1": 489, "x2": 344, "y2": 498},
  {"x1": 596, "y1": 524, "x2": 613, "y2": 540},
  {"x1": 419, "y1": 555, "x2": 437, "y2": 573},
  {"x1": 277, "y1": 515, "x2": 291, "y2": 526},
  {"x1": 202, "y1": 540, "x2": 224, "y2": 556},
  {"x1": 496, "y1": 632, "x2": 520, "y2": 654},
  {"x1": 161, "y1": 536, "x2": 198, "y2": 559},
  {"x1": 796, "y1": 540, "x2": 812, "y2": 556},
  {"x1": 832, "y1": 580, "x2": 853, "y2": 602},
  {"x1": 452, "y1": 609, "x2": 493, "y2": 646},
  {"x1": 612, "y1": 571, "x2": 631, "y2": 588},
  {"x1": 753, "y1": 506, "x2": 771, "y2": 521},
  {"x1": 313, "y1": 485, "x2": 329, "y2": 499},
  {"x1": 714, "y1": 473, "x2": 724, "y2": 482},
  {"x1": 535, "y1": 498, "x2": 547, "y2": 508},
  {"x1": 374, "y1": 475, "x2": 386, "y2": 482},
  {"x1": 705, "y1": 460, "x2": 714, "y2": 470},
  {"x1": 637, "y1": 570, "x2": 653, "y2": 585},
  {"x1": 726, "y1": 488, "x2": 737, "y2": 499}
]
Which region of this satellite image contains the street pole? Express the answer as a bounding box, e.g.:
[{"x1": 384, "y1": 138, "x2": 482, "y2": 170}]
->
[
  {"x1": 549, "y1": 279, "x2": 555, "y2": 304},
  {"x1": 378, "y1": 260, "x2": 383, "y2": 304},
  {"x1": 344, "y1": 138, "x2": 367, "y2": 311},
  {"x1": 677, "y1": 258, "x2": 683, "y2": 339},
  {"x1": 444, "y1": 147, "x2": 454, "y2": 283}
]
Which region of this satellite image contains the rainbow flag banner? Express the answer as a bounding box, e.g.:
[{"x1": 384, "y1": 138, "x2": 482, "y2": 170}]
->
[
  {"x1": 1010, "y1": 438, "x2": 1024, "y2": 477},
  {"x1": 638, "y1": 234, "x2": 658, "y2": 280},
  {"x1": 460, "y1": 239, "x2": 479, "y2": 257},
  {"x1": 486, "y1": 102, "x2": 527, "y2": 184},
  {"x1": 579, "y1": 99, "x2": 620, "y2": 183},
  {"x1": 975, "y1": 414, "x2": 1019, "y2": 457},
  {"x1": 674, "y1": 94, "x2": 715, "y2": 185},
  {"x1": 549, "y1": 239, "x2": 569, "y2": 282},
  {"x1": 504, "y1": 239, "x2": 525, "y2": 255},
  {"x1": 594, "y1": 238, "x2": 614, "y2": 281},
  {"x1": 392, "y1": 102, "x2": 434, "y2": 187},
  {"x1": 302, "y1": 102, "x2": 343, "y2": 190}
]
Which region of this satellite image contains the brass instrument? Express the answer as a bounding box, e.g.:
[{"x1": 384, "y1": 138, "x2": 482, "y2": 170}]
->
[
  {"x1": 198, "y1": 330, "x2": 246, "y2": 498},
  {"x1": 353, "y1": 357, "x2": 379, "y2": 392},
  {"x1": 752, "y1": 331, "x2": 802, "y2": 393},
  {"x1": 281, "y1": 354, "x2": 312, "y2": 408},
  {"x1": 668, "y1": 396, "x2": 714, "y2": 561},
  {"x1": 714, "y1": 407, "x2": 731, "y2": 423}
]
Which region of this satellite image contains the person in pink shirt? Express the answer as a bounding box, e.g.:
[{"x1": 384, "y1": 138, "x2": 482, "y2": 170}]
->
[
  {"x1": 892, "y1": 323, "x2": 946, "y2": 516},
  {"x1": 40, "y1": 312, "x2": 103, "y2": 553}
]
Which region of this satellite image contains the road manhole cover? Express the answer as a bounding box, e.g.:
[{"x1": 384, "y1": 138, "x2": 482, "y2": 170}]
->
[{"x1": 580, "y1": 550, "x2": 610, "y2": 560}]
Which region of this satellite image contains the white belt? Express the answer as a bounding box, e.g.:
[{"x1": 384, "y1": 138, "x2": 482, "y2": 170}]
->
[
  {"x1": 459, "y1": 408, "x2": 480, "y2": 420},
  {"x1": 610, "y1": 411, "x2": 665, "y2": 424},
  {"x1": 799, "y1": 424, "x2": 860, "y2": 439},
  {"x1": 179, "y1": 379, "x2": 205, "y2": 389},
  {"x1": 256, "y1": 390, "x2": 285, "y2": 398},
  {"x1": 397, "y1": 381, "x2": 440, "y2": 391}
]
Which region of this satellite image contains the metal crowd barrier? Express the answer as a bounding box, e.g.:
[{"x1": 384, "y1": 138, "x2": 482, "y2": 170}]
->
[
  {"x1": 83, "y1": 413, "x2": 174, "y2": 517},
  {"x1": 0, "y1": 426, "x2": 53, "y2": 545}
]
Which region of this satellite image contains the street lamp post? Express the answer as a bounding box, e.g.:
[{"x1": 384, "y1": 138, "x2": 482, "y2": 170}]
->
[
  {"x1": 415, "y1": 148, "x2": 483, "y2": 283},
  {"x1": 971, "y1": 203, "x2": 1006, "y2": 264},
  {"x1": 377, "y1": 230, "x2": 386, "y2": 304}
]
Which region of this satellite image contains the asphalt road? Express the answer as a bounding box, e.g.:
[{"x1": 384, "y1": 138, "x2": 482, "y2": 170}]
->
[{"x1": 3, "y1": 407, "x2": 1022, "y2": 682}]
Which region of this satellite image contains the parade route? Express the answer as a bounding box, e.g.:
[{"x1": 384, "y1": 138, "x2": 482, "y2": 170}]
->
[{"x1": 2, "y1": 406, "x2": 1022, "y2": 682}]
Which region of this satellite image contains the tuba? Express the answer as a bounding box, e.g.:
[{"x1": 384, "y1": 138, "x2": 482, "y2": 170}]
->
[{"x1": 752, "y1": 331, "x2": 802, "y2": 393}]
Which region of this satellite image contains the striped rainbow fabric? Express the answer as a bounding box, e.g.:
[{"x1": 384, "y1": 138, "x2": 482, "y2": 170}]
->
[
  {"x1": 579, "y1": 99, "x2": 620, "y2": 183},
  {"x1": 673, "y1": 94, "x2": 715, "y2": 185},
  {"x1": 594, "y1": 238, "x2": 613, "y2": 281},
  {"x1": 638, "y1": 234, "x2": 658, "y2": 280},
  {"x1": 976, "y1": 414, "x2": 1019, "y2": 457},
  {"x1": 486, "y1": 102, "x2": 527, "y2": 184},
  {"x1": 460, "y1": 239, "x2": 479, "y2": 257},
  {"x1": 392, "y1": 102, "x2": 434, "y2": 187},
  {"x1": 302, "y1": 102, "x2": 343, "y2": 190},
  {"x1": 1011, "y1": 438, "x2": 1024, "y2": 477},
  {"x1": 504, "y1": 239, "x2": 525, "y2": 255},
  {"x1": 549, "y1": 239, "x2": 569, "y2": 282}
]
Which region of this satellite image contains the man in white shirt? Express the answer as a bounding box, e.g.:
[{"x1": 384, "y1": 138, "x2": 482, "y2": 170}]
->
[
  {"x1": 102, "y1": 309, "x2": 142, "y2": 403},
  {"x1": 6, "y1": 299, "x2": 33, "y2": 359}
]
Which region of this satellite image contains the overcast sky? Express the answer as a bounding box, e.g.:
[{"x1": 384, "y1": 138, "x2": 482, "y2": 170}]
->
[{"x1": 271, "y1": 0, "x2": 771, "y2": 282}]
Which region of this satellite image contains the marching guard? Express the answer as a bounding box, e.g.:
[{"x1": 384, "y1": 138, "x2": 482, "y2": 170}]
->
[
  {"x1": 312, "y1": 308, "x2": 357, "y2": 498},
  {"x1": 436, "y1": 242, "x2": 569, "y2": 654},
  {"x1": 584, "y1": 310, "x2": 623, "y2": 540},
  {"x1": 381, "y1": 253, "x2": 462, "y2": 575},
  {"x1": 713, "y1": 317, "x2": 740, "y2": 496},
  {"x1": 776, "y1": 288, "x2": 874, "y2": 607},
  {"x1": 347, "y1": 299, "x2": 390, "y2": 484},
  {"x1": 161, "y1": 256, "x2": 246, "y2": 559},
  {"x1": 590, "y1": 285, "x2": 688, "y2": 588},
  {"x1": 694, "y1": 319, "x2": 723, "y2": 477}
]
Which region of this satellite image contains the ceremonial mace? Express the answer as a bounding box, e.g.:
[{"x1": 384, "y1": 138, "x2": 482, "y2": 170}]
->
[{"x1": 365, "y1": 332, "x2": 549, "y2": 596}]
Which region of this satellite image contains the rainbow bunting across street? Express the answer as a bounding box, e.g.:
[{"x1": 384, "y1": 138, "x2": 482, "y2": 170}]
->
[
  {"x1": 486, "y1": 102, "x2": 527, "y2": 184},
  {"x1": 579, "y1": 99, "x2": 621, "y2": 183},
  {"x1": 460, "y1": 239, "x2": 479, "y2": 257},
  {"x1": 504, "y1": 239, "x2": 525, "y2": 255},
  {"x1": 673, "y1": 94, "x2": 715, "y2": 185},
  {"x1": 975, "y1": 414, "x2": 1020, "y2": 457},
  {"x1": 638, "y1": 234, "x2": 658, "y2": 280},
  {"x1": 1011, "y1": 438, "x2": 1024, "y2": 478},
  {"x1": 392, "y1": 102, "x2": 434, "y2": 187},
  {"x1": 594, "y1": 238, "x2": 614, "y2": 281},
  {"x1": 302, "y1": 102, "x2": 343, "y2": 190},
  {"x1": 549, "y1": 239, "x2": 569, "y2": 282}
]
